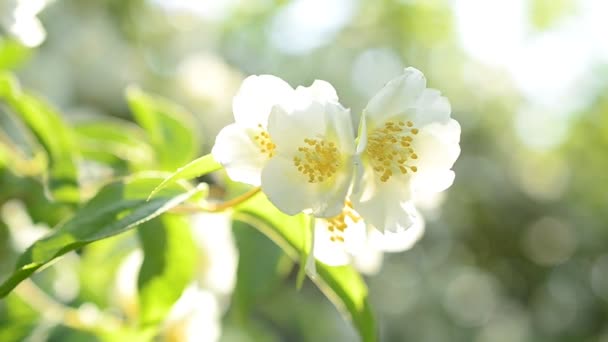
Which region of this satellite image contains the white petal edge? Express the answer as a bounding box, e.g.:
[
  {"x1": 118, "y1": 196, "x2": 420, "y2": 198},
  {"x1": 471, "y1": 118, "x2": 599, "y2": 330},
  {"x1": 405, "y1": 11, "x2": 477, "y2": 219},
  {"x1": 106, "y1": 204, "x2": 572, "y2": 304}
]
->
[
  {"x1": 364, "y1": 67, "x2": 427, "y2": 127},
  {"x1": 293, "y1": 80, "x2": 339, "y2": 109},
  {"x1": 351, "y1": 161, "x2": 417, "y2": 232},
  {"x1": 410, "y1": 119, "x2": 461, "y2": 194},
  {"x1": 411, "y1": 88, "x2": 452, "y2": 127},
  {"x1": 232, "y1": 75, "x2": 294, "y2": 128},
  {"x1": 313, "y1": 215, "x2": 366, "y2": 266},
  {"x1": 367, "y1": 206, "x2": 425, "y2": 252},
  {"x1": 211, "y1": 123, "x2": 266, "y2": 186},
  {"x1": 267, "y1": 102, "x2": 327, "y2": 156}
]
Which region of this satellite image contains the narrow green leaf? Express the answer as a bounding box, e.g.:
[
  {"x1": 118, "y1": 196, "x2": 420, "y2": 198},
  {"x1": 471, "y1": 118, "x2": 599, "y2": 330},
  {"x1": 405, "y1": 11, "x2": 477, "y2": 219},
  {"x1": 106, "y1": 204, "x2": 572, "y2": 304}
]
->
[
  {"x1": 0, "y1": 174, "x2": 205, "y2": 298},
  {"x1": 0, "y1": 109, "x2": 51, "y2": 176},
  {"x1": 126, "y1": 87, "x2": 199, "y2": 171},
  {"x1": 234, "y1": 193, "x2": 377, "y2": 342},
  {"x1": 148, "y1": 154, "x2": 221, "y2": 200},
  {"x1": 232, "y1": 220, "x2": 292, "y2": 320},
  {"x1": 137, "y1": 214, "x2": 197, "y2": 326},
  {"x1": 0, "y1": 72, "x2": 79, "y2": 202},
  {"x1": 74, "y1": 117, "x2": 154, "y2": 169},
  {"x1": 0, "y1": 38, "x2": 31, "y2": 70}
]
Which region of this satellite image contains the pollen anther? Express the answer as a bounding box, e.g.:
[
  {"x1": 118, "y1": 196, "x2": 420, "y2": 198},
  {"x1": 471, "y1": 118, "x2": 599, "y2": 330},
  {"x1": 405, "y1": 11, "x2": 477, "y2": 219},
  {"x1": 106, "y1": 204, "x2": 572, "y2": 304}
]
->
[
  {"x1": 292, "y1": 137, "x2": 341, "y2": 183},
  {"x1": 325, "y1": 202, "x2": 360, "y2": 243},
  {"x1": 253, "y1": 123, "x2": 276, "y2": 158},
  {"x1": 366, "y1": 120, "x2": 419, "y2": 182}
]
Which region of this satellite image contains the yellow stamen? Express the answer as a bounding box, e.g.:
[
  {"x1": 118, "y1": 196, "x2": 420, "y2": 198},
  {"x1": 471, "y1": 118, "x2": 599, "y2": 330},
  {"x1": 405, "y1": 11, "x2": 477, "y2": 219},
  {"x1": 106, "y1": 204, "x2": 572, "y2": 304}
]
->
[
  {"x1": 324, "y1": 202, "x2": 360, "y2": 244},
  {"x1": 292, "y1": 137, "x2": 341, "y2": 183},
  {"x1": 253, "y1": 123, "x2": 276, "y2": 158},
  {"x1": 366, "y1": 120, "x2": 419, "y2": 182}
]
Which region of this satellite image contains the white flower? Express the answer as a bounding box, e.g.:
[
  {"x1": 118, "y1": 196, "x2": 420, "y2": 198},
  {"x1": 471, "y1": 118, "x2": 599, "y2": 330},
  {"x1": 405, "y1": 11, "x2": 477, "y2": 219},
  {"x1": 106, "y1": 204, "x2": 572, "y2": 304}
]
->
[
  {"x1": 190, "y1": 213, "x2": 237, "y2": 299},
  {"x1": 351, "y1": 67, "x2": 461, "y2": 233},
  {"x1": 162, "y1": 286, "x2": 222, "y2": 342},
  {"x1": 0, "y1": 0, "x2": 50, "y2": 47},
  {"x1": 312, "y1": 202, "x2": 425, "y2": 269},
  {"x1": 211, "y1": 75, "x2": 338, "y2": 186},
  {"x1": 261, "y1": 94, "x2": 356, "y2": 217},
  {"x1": 312, "y1": 202, "x2": 366, "y2": 266},
  {"x1": 211, "y1": 75, "x2": 293, "y2": 186}
]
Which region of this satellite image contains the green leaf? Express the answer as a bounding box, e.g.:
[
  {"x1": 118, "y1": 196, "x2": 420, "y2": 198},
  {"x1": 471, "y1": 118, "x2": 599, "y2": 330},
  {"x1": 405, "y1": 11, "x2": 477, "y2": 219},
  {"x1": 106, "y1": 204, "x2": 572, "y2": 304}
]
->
[
  {"x1": 232, "y1": 220, "x2": 293, "y2": 320},
  {"x1": 0, "y1": 38, "x2": 31, "y2": 70},
  {"x1": 148, "y1": 154, "x2": 221, "y2": 200},
  {"x1": 74, "y1": 117, "x2": 154, "y2": 169},
  {"x1": 0, "y1": 174, "x2": 205, "y2": 298},
  {"x1": 126, "y1": 87, "x2": 199, "y2": 171},
  {"x1": 137, "y1": 214, "x2": 197, "y2": 326},
  {"x1": 0, "y1": 72, "x2": 79, "y2": 202},
  {"x1": 0, "y1": 108, "x2": 49, "y2": 176},
  {"x1": 233, "y1": 194, "x2": 377, "y2": 342}
]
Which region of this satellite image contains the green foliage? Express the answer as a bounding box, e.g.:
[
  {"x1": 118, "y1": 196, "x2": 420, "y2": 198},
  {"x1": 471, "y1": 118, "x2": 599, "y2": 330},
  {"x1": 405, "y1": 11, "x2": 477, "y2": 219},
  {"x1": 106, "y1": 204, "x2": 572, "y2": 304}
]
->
[
  {"x1": 0, "y1": 105, "x2": 45, "y2": 174},
  {"x1": 137, "y1": 214, "x2": 197, "y2": 326},
  {"x1": 0, "y1": 175, "x2": 205, "y2": 298},
  {"x1": 74, "y1": 117, "x2": 154, "y2": 170},
  {"x1": 232, "y1": 220, "x2": 292, "y2": 320},
  {"x1": 0, "y1": 38, "x2": 30, "y2": 71},
  {"x1": 234, "y1": 193, "x2": 377, "y2": 342},
  {"x1": 147, "y1": 154, "x2": 221, "y2": 200},
  {"x1": 0, "y1": 73, "x2": 79, "y2": 202},
  {"x1": 126, "y1": 87, "x2": 199, "y2": 171}
]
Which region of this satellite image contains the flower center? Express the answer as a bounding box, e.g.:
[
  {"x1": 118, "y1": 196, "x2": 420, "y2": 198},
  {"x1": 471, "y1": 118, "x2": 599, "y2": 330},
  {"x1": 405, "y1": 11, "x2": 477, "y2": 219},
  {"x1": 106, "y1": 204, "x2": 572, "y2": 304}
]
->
[
  {"x1": 293, "y1": 137, "x2": 341, "y2": 183},
  {"x1": 366, "y1": 120, "x2": 419, "y2": 182},
  {"x1": 325, "y1": 202, "x2": 360, "y2": 243},
  {"x1": 252, "y1": 124, "x2": 276, "y2": 158}
]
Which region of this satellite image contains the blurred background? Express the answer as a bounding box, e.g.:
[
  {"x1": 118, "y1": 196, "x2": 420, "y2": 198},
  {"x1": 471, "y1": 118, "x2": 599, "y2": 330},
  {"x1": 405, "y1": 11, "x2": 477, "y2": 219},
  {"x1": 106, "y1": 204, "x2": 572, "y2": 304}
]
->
[{"x1": 1, "y1": 0, "x2": 608, "y2": 341}]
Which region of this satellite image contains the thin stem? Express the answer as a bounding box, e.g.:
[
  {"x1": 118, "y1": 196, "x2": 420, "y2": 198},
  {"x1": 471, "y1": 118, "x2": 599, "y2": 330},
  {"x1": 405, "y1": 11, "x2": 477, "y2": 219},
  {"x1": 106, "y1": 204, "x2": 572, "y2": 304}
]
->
[{"x1": 170, "y1": 187, "x2": 261, "y2": 214}]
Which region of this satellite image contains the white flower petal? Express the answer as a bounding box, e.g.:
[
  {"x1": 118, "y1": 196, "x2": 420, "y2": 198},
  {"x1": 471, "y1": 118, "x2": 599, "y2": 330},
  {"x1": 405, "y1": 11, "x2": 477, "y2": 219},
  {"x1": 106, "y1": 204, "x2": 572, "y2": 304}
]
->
[
  {"x1": 313, "y1": 213, "x2": 366, "y2": 266},
  {"x1": 294, "y1": 80, "x2": 339, "y2": 107},
  {"x1": 313, "y1": 221, "x2": 350, "y2": 266},
  {"x1": 261, "y1": 157, "x2": 319, "y2": 215},
  {"x1": 351, "y1": 162, "x2": 417, "y2": 232},
  {"x1": 352, "y1": 247, "x2": 383, "y2": 275},
  {"x1": 412, "y1": 88, "x2": 452, "y2": 127},
  {"x1": 326, "y1": 101, "x2": 356, "y2": 155},
  {"x1": 232, "y1": 75, "x2": 294, "y2": 128},
  {"x1": 364, "y1": 67, "x2": 426, "y2": 127},
  {"x1": 211, "y1": 123, "x2": 266, "y2": 186},
  {"x1": 368, "y1": 206, "x2": 425, "y2": 252},
  {"x1": 267, "y1": 101, "x2": 327, "y2": 155},
  {"x1": 411, "y1": 119, "x2": 461, "y2": 194},
  {"x1": 261, "y1": 156, "x2": 350, "y2": 217}
]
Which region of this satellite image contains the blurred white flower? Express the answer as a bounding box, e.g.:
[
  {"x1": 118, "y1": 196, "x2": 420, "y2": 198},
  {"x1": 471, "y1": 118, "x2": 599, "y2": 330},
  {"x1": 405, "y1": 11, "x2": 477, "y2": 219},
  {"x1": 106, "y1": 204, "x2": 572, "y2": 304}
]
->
[
  {"x1": 312, "y1": 202, "x2": 425, "y2": 270},
  {"x1": 113, "y1": 250, "x2": 143, "y2": 320},
  {"x1": 352, "y1": 67, "x2": 461, "y2": 233},
  {"x1": 162, "y1": 285, "x2": 222, "y2": 342},
  {"x1": 262, "y1": 92, "x2": 356, "y2": 217},
  {"x1": 190, "y1": 212, "x2": 238, "y2": 299},
  {"x1": 0, "y1": 0, "x2": 52, "y2": 47},
  {"x1": 312, "y1": 202, "x2": 366, "y2": 266},
  {"x1": 0, "y1": 199, "x2": 49, "y2": 251}
]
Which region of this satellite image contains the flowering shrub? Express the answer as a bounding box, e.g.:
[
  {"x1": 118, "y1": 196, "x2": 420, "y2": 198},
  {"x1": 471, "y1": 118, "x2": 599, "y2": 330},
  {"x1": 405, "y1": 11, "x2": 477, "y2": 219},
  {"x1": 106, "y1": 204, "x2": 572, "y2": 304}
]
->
[{"x1": 0, "y1": 67, "x2": 459, "y2": 341}]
